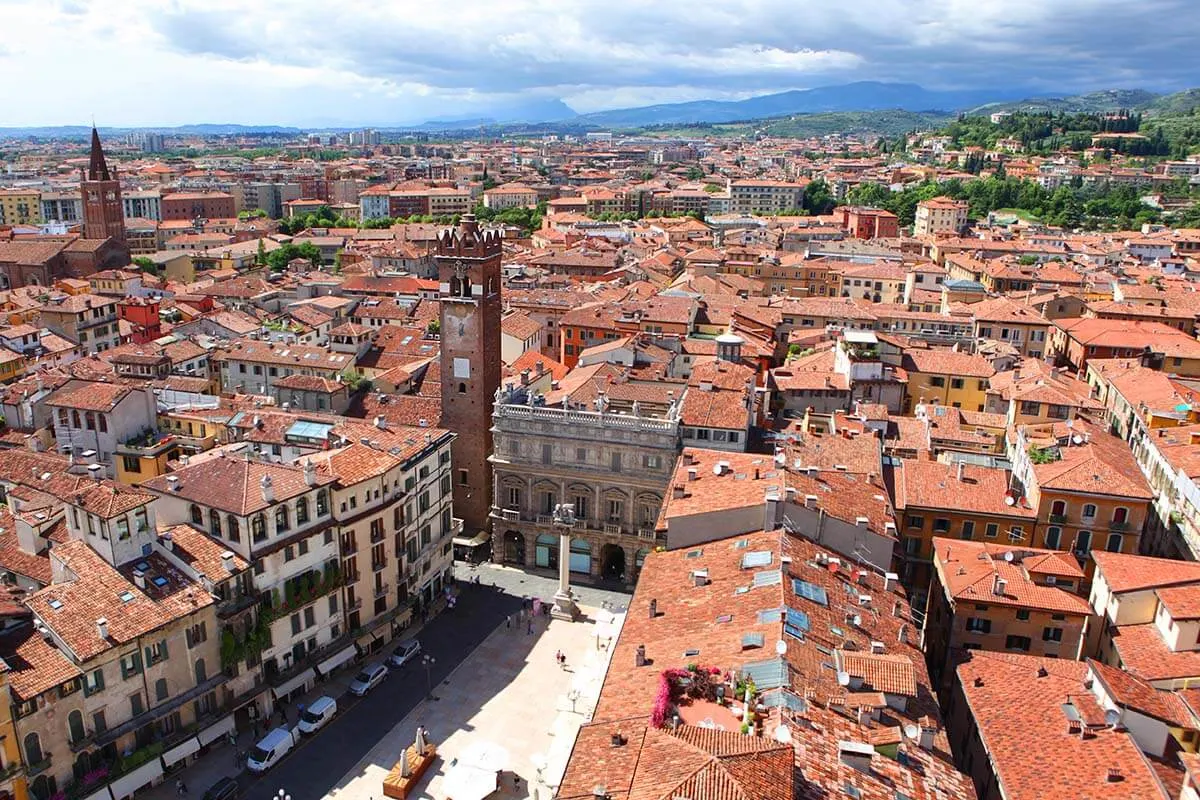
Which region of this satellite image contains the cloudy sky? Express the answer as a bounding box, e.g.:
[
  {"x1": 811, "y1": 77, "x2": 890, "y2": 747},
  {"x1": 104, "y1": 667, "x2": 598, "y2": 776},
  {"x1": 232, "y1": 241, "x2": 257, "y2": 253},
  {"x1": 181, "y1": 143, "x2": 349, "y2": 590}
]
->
[{"x1": 2, "y1": 0, "x2": 1197, "y2": 127}]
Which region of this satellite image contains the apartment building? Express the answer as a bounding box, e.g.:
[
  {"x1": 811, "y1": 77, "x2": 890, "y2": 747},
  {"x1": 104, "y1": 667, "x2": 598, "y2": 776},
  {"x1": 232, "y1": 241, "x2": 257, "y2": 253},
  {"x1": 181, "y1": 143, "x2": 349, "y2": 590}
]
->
[
  {"x1": 924, "y1": 537, "x2": 1091, "y2": 693},
  {"x1": 893, "y1": 460, "x2": 1037, "y2": 591},
  {"x1": 913, "y1": 197, "x2": 969, "y2": 236},
  {"x1": 1010, "y1": 421, "x2": 1152, "y2": 587},
  {"x1": 45, "y1": 381, "x2": 157, "y2": 478},
  {"x1": 489, "y1": 383, "x2": 677, "y2": 585},
  {"x1": 727, "y1": 179, "x2": 806, "y2": 214},
  {"x1": 6, "y1": 482, "x2": 224, "y2": 800},
  {"x1": 38, "y1": 294, "x2": 121, "y2": 355},
  {"x1": 214, "y1": 341, "x2": 355, "y2": 396},
  {"x1": 969, "y1": 297, "x2": 1051, "y2": 360},
  {"x1": 160, "y1": 192, "x2": 235, "y2": 222},
  {"x1": 142, "y1": 458, "x2": 341, "y2": 700},
  {"x1": 902, "y1": 349, "x2": 995, "y2": 412},
  {"x1": 0, "y1": 189, "x2": 42, "y2": 225}
]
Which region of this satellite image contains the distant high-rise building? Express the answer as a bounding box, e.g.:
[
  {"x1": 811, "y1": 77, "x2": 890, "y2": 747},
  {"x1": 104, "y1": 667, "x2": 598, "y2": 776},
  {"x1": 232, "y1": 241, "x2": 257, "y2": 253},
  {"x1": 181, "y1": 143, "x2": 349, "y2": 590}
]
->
[{"x1": 80, "y1": 127, "x2": 128, "y2": 253}]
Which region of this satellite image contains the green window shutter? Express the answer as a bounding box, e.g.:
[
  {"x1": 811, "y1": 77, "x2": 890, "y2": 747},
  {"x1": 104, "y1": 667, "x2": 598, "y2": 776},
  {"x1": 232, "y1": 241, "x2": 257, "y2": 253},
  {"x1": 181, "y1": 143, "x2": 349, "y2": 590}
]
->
[{"x1": 160, "y1": 639, "x2": 169, "y2": 660}]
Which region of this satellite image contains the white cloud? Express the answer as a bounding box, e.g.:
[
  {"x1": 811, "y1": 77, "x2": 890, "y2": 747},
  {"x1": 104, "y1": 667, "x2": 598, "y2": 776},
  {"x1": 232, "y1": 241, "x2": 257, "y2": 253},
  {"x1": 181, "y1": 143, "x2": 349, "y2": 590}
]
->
[{"x1": 0, "y1": 0, "x2": 1195, "y2": 126}]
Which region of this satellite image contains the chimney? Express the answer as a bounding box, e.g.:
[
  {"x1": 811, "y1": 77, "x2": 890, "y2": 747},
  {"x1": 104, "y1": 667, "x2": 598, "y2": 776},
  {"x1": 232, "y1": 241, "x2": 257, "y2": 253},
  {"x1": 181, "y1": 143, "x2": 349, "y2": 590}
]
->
[
  {"x1": 884, "y1": 572, "x2": 898, "y2": 592},
  {"x1": 692, "y1": 569, "x2": 709, "y2": 587},
  {"x1": 635, "y1": 644, "x2": 647, "y2": 667},
  {"x1": 132, "y1": 570, "x2": 146, "y2": 589},
  {"x1": 96, "y1": 618, "x2": 108, "y2": 640},
  {"x1": 166, "y1": 475, "x2": 180, "y2": 492},
  {"x1": 804, "y1": 494, "x2": 818, "y2": 509},
  {"x1": 1106, "y1": 767, "x2": 1123, "y2": 783},
  {"x1": 260, "y1": 474, "x2": 274, "y2": 503},
  {"x1": 161, "y1": 533, "x2": 174, "y2": 552},
  {"x1": 918, "y1": 718, "x2": 937, "y2": 750},
  {"x1": 956, "y1": 461, "x2": 966, "y2": 482},
  {"x1": 220, "y1": 550, "x2": 236, "y2": 573},
  {"x1": 687, "y1": 468, "x2": 698, "y2": 482},
  {"x1": 592, "y1": 786, "x2": 609, "y2": 800},
  {"x1": 87, "y1": 463, "x2": 102, "y2": 482},
  {"x1": 648, "y1": 598, "x2": 658, "y2": 619},
  {"x1": 374, "y1": 415, "x2": 387, "y2": 430},
  {"x1": 764, "y1": 491, "x2": 781, "y2": 531},
  {"x1": 993, "y1": 575, "x2": 1007, "y2": 596},
  {"x1": 673, "y1": 484, "x2": 686, "y2": 499},
  {"x1": 303, "y1": 460, "x2": 317, "y2": 486}
]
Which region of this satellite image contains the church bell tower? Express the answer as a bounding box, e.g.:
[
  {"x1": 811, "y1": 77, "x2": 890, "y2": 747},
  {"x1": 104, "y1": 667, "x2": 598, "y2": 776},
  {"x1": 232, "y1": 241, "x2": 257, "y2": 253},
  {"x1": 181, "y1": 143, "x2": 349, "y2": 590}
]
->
[
  {"x1": 80, "y1": 127, "x2": 127, "y2": 251},
  {"x1": 436, "y1": 214, "x2": 501, "y2": 538}
]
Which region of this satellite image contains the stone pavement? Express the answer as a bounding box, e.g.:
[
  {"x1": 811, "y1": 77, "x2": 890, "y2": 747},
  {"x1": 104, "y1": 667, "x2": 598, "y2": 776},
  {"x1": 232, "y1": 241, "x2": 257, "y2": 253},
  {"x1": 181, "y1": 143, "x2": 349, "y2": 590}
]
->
[
  {"x1": 456, "y1": 562, "x2": 632, "y2": 613},
  {"x1": 324, "y1": 602, "x2": 623, "y2": 800}
]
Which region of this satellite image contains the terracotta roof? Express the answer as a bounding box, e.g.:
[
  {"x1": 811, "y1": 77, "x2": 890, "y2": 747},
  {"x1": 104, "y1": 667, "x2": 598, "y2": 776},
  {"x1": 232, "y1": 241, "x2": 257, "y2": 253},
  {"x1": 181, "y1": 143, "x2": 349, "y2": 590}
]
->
[
  {"x1": 1092, "y1": 550, "x2": 1200, "y2": 594},
  {"x1": 161, "y1": 523, "x2": 249, "y2": 582},
  {"x1": 933, "y1": 538, "x2": 1091, "y2": 616},
  {"x1": 141, "y1": 457, "x2": 335, "y2": 515},
  {"x1": 43, "y1": 379, "x2": 134, "y2": 411},
  {"x1": 0, "y1": 623, "x2": 81, "y2": 702}
]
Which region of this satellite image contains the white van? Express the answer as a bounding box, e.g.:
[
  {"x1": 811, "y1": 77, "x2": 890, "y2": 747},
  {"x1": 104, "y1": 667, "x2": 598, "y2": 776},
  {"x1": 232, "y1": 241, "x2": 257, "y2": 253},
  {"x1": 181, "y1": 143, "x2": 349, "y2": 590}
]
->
[
  {"x1": 246, "y1": 727, "x2": 297, "y2": 773},
  {"x1": 296, "y1": 695, "x2": 337, "y2": 735}
]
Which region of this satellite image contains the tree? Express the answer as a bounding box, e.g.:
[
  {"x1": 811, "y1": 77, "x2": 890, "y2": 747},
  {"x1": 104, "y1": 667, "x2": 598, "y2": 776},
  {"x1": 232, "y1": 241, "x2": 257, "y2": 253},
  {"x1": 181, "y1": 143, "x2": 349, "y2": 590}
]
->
[
  {"x1": 255, "y1": 239, "x2": 267, "y2": 267},
  {"x1": 685, "y1": 165, "x2": 705, "y2": 181},
  {"x1": 801, "y1": 178, "x2": 835, "y2": 215},
  {"x1": 426, "y1": 319, "x2": 440, "y2": 336},
  {"x1": 131, "y1": 256, "x2": 159, "y2": 276},
  {"x1": 265, "y1": 241, "x2": 323, "y2": 272}
]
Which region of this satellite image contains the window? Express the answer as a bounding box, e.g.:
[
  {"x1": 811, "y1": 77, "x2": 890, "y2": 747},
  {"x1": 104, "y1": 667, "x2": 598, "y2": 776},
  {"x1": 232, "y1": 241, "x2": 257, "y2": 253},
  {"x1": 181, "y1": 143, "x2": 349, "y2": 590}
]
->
[
  {"x1": 296, "y1": 497, "x2": 310, "y2": 524},
  {"x1": 190, "y1": 504, "x2": 203, "y2": 525},
  {"x1": 83, "y1": 668, "x2": 105, "y2": 696},
  {"x1": 950, "y1": 378, "x2": 964, "y2": 389},
  {"x1": 290, "y1": 613, "x2": 301, "y2": 635},
  {"x1": 929, "y1": 376, "x2": 946, "y2": 388},
  {"x1": 284, "y1": 546, "x2": 295, "y2": 562},
  {"x1": 145, "y1": 639, "x2": 169, "y2": 666},
  {"x1": 123, "y1": 455, "x2": 142, "y2": 473},
  {"x1": 1081, "y1": 503, "x2": 1097, "y2": 521},
  {"x1": 93, "y1": 710, "x2": 107, "y2": 734},
  {"x1": 252, "y1": 514, "x2": 267, "y2": 542},
  {"x1": 1019, "y1": 401, "x2": 1041, "y2": 416},
  {"x1": 1112, "y1": 507, "x2": 1129, "y2": 525},
  {"x1": 906, "y1": 515, "x2": 924, "y2": 530},
  {"x1": 275, "y1": 506, "x2": 290, "y2": 532},
  {"x1": 316, "y1": 489, "x2": 329, "y2": 516},
  {"x1": 1008, "y1": 526, "x2": 1024, "y2": 543},
  {"x1": 1106, "y1": 533, "x2": 1123, "y2": 553},
  {"x1": 1016, "y1": 609, "x2": 1030, "y2": 621},
  {"x1": 227, "y1": 516, "x2": 240, "y2": 543},
  {"x1": 209, "y1": 509, "x2": 222, "y2": 537},
  {"x1": 966, "y1": 617, "x2": 991, "y2": 634},
  {"x1": 1044, "y1": 526, "x2": 1062, "y2": 549},
  {"x1": 130, "y1": 691, "x2": 145, "y2": 717},
  {"x1": 24, "y1": 732, "x2": 42, "y2": 765},
  {"x1": 1050, "y1": 499, "x2": 1066, "y2": 518},
  {"x1": 1005, "y1": 635, "x2": 1031, "y2": 651},
  {"x1": 985, "y1": 523, "x2": 999, "y2": 538},
  {"x1": 1074, "y1": 530, "x2": 1092, "y2": 555},
  {"x1": 458, "y1": 469, "x2": 468, "y2": 486},
  {"x1": 1043, "y1": 627, "x2": 1064, "y2": 642},
  {"x1": 961, "y1": 521, "x2": 975, "y2": 540},
  {"x1": 120, "y1": 650, "x2": 143, "y2": 679},
  {"x1": 933, "y1": 518, "x2": 950, "y2": 533},
  {"x1": 155, "y1": 678, "x2": 169, "y2": 702}
]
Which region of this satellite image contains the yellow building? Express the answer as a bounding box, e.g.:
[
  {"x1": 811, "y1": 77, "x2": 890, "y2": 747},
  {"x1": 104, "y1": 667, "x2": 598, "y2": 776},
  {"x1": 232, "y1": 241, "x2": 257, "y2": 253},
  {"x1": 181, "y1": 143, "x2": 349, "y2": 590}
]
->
[
  {"x1": 114, "y1": 431, "x2": 183, "y2": 485},
  {"x1": 0, "y1": 663, "x2": 29, "y2": 800},
  {"x1": 902, "y1": 349, "x2": 994, "y2": 412},
  {"x1": 0, "y1": 190, "x2": 41, "y2": 226}
]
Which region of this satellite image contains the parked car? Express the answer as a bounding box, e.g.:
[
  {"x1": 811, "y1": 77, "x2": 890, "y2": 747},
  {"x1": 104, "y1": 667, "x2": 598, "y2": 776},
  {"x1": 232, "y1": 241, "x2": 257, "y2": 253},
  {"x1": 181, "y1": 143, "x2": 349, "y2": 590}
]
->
[
  {"x1": 388, "y1": 639, "x2": 422, "y2": 668},
  {"x1": 201, "y1": 777, "x2": 240, "y2": 800},
  {"x1": 246, "y1": 727, "x2": 298, "y2": 773},
  {"x1": 348, "y1": 662, "x2": 389, "y2": 696},
  {"x1": 296, "y1": 695, "x2": 337, "y2": 734}
]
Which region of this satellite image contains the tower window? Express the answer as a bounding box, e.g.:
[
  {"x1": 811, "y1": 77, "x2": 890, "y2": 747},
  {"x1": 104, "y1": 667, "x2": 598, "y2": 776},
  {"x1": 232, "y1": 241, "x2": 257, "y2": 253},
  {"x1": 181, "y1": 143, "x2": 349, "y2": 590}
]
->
[{"x1": 458, "y1": 382, "x2": 466, "y2": 394}]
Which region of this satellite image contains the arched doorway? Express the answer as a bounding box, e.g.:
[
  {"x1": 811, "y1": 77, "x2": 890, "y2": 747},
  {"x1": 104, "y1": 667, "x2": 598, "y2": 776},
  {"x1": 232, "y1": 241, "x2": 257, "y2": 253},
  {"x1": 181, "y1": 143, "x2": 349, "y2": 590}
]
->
[
  {"x1": 30, "y1": 775, "x2": 53, "y2": 800},
  {"x1": 535, "y1": 534, "x2": 558, "y2": 569},
  {"x1": 569, "y1": 538, "x2": 592, "y2": 575},
  {"x1": 600, "y1": 544, "x2": 626, "y2": 581},
  {"x1": 504, "y1": 531, "x2": 526, "y2": 565},
  {"x1": 73, "y1": 751, "x2": 92, "y2": 782}
]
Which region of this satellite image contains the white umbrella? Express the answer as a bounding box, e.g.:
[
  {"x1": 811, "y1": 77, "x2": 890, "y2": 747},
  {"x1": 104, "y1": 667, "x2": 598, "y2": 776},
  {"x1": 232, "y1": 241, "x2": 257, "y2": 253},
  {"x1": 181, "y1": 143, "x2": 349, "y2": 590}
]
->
[
  {"x1": 399, "y1": 746, "x2": 411, "y2": 778},
  {"x1": 459, "y1": 740, "x2": 510, "y2": 773},
  {"x1": 442, "y1": 764, "x2": 497, "y2": 800},
  {"x1": 415, "y1": 726, "x2": 428, "y2": 754}
]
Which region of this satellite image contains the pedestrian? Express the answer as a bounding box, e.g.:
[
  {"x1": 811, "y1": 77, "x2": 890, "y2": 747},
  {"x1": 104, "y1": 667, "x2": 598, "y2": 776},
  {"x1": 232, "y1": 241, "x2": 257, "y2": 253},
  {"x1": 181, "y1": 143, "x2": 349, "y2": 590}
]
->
[
  {"x1": 176, "y1": 779, "x2": 187, "y2": 797},
  {"x1": 554, "y1": 649, "x2": 562, "y2": 668},
  {"x1": 527, "y1": 618, "x2": 533, "y2": 635},
  {"x1": 561, "y1": 652, "x2": 567, "y2": 669},
  {"x1": 298, "y1": 702, "x2": 306, "y2": 720},
  {"x1": 505, "y1": 614, "x2": 511, "y2": 629}
]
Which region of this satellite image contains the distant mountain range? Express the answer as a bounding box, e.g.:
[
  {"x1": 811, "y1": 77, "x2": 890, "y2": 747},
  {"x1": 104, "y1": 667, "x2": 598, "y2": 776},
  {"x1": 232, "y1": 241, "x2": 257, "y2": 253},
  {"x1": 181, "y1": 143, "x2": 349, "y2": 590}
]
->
[{"x1": 2, "y1": 83, "x2": 1197, "y2": 139}]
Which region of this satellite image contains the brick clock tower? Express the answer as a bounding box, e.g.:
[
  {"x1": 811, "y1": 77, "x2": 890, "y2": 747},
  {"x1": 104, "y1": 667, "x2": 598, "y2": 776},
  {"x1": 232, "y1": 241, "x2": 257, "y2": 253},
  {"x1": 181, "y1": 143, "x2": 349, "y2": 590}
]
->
[
  {"x1": 80, "y1": 127, "x2": 127, "y2": 251},
  {"x1": 436, "y1": 214, "x2": 501, "y2": 540}
]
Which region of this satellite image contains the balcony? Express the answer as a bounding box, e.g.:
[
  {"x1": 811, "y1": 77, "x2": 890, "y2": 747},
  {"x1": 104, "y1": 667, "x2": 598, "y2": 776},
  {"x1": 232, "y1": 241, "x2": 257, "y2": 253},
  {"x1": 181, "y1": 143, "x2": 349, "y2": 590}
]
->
[
  {"x1": 638, "y1": 529, "x2": 658, "y2": 541},
  {"x1": 603, "y1": 523, "x2": 623, "y2": 536},
  {"x1": 216, "y1": 591, "x2": 258, "y2": 619},
  {"x1": 370, "y1": 529, "x2": 385, "y2": 544},
  {"x1": 1108, "y1": 520, "x2": 1129, "y2": 531},
  {"x1": 25, "y1": 758, "x2": 50, "y2": 777},
  {"x1": 1048, "y1": 513, "x2": 1068, "y2": 524},
  {"x1": 536, "y1": 515, "x2": 553, "y2": 526},
  {"x1": 501, "y1": 509, "x2": 520, "y2": 523},
  {"x1": 0, "y1": 761, "x2": 23, "y2": 781},
  {"x1": 372, "y1": 559, "x2": 387, "y2": 573},
  {"x1": 374, "y1": 582, "x2": 390, "y2": 598}
]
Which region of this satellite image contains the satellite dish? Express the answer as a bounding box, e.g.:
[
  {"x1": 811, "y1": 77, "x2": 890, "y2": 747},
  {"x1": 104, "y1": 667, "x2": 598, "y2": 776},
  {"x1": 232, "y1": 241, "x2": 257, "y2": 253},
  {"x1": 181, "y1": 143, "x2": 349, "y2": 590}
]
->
[
  {"x1": 1104, "y1": 709, "x2": 1120, "y2": 726},
  {"x1": 776, "y1": 639, "x2": 787, "y2": 655},
  {"x1": 1004, "y1": 496, "x2": 1016, "y2": 506},
  {"x1": 712, "y1": 463, "x2": 723, "y2": 476},
  {"x1": 1066, "y1": 418, "x2": 1074, "y2": 429},
  {"x1": 774, "y1": 724, "x2": 791, "y2": 744},
  {"x1": 1072, "y1": 435, "x2": 1084, "y2": 444},
  {"x1": 837, "y1": 671, "x2": 851, "y2": 687},
  {"x1": 1003, "y1": 551, "x2": 1015, "y2": 562},
  {"x1": 903, "y1": 723, "x2": 920, "y2": 740}
]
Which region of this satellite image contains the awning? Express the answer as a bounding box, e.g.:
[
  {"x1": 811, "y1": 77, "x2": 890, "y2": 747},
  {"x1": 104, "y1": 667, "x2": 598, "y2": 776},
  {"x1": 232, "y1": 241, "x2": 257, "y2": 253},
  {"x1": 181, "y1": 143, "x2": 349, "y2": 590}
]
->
[
  {"x1": 442, "y1": 764, "x2": 498, "y2": 800},
  {"x1": 356, "y1": 632, "x2": 379, "y2": 650},
  {"x1": 453, "y1": 531, "x2": 490, "y2": 548},
  {"x1": 81, "y1": 787, "x2": 113, "y2": 800},
  {"x1": 316, "y1": 644, "x2": 357, "y2": 676},
  {"x1": 107, "y1": 759, "x2": 164, "y2": 800},
  {"x1": 197, "y1": 715, "x2": 236, "y2": 746},
  {"x1": 161, "y1": 735, "x2": 201, "y2": 766},
  {"x1": 271, "y1": 668, "x2": 315, "y2": 701}
]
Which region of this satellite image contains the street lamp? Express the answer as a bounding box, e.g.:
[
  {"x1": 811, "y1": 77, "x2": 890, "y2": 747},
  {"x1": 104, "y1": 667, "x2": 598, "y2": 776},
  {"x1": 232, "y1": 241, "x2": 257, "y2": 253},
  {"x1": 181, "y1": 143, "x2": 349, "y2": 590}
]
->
[
  {"x1": 276, "y1": 790, "x2": 291, "y2": 800},
  {"x1": 422, "y1": 653, "x2": 437, "y2": 700}
]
